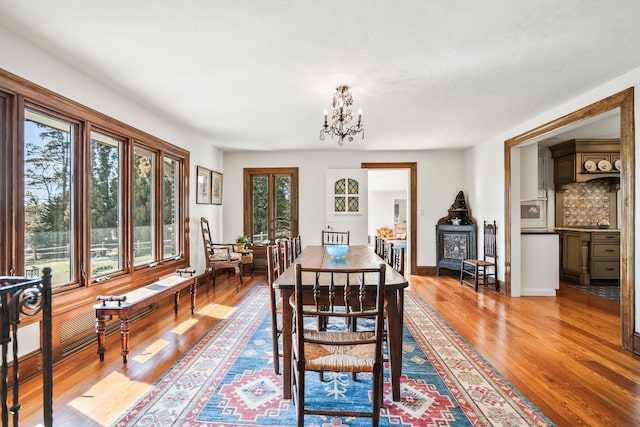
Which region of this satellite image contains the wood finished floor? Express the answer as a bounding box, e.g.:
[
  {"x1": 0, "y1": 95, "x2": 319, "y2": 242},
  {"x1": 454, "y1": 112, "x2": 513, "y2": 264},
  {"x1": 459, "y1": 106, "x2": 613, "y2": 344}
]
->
[{"x1": 20, "y1": 274, "x2": 640, "y2": 426}]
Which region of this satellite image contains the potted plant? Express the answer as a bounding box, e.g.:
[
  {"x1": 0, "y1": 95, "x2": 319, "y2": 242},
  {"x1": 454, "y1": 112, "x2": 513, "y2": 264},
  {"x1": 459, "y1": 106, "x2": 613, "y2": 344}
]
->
[{"x1": 235, "y1": 234, "x2": 251, "y2": 252}]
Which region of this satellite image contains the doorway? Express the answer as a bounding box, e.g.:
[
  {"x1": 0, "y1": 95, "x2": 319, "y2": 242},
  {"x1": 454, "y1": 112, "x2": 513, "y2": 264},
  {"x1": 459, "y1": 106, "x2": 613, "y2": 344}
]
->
[
  {"x1": 504, "y1": 88, "x2": 635, "y2": 351},
  {"x1": 361, "y1": 162, "x2": 417, "y2": 275}
]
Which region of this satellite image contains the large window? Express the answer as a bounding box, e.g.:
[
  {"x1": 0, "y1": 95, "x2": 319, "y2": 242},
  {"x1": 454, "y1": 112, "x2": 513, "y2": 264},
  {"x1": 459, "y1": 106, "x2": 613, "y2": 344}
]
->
[
  {"x1": 133, "y1": 146, "x2": 155, "y2": 266},
  {"x1": 244, "y1": 168, "x2": 298, "y2": 242},
  {"x1": 0, "y1": 71, "x2": 189, "y2": 293},
  {"x1": 90, "y1": 131, "x2": 122, "y2": 277},
  {"x1": 24, "y1": 109, "x2": 76, "y2": 287},
  {"x1": 163, "y1": 156, "x2": 180, "y2": 259}
]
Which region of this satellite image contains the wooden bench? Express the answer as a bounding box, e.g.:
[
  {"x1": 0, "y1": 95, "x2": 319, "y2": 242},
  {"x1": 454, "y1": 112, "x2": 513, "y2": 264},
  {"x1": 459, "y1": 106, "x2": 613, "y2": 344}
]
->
[{"x1": 94, "y1": 268, "x2": 196, "y2": 363}]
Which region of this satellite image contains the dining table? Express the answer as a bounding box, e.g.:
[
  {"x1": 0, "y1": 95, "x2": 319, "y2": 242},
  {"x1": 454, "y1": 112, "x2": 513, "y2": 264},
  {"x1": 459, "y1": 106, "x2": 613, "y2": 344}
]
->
[{"x1": 273, "y1": 244, "x2": 408, "y2": 402}]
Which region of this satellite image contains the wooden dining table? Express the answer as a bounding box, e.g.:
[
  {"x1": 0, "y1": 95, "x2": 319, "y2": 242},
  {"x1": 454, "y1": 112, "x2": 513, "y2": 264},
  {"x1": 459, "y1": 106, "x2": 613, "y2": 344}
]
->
[{"x1": 273, "y1": 244, "x2": 408, "y2": 401}]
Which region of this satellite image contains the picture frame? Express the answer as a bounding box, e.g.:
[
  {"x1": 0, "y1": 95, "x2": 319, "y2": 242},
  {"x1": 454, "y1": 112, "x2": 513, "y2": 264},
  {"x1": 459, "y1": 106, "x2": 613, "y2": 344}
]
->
[
  {"x1": 521, "y1": 199, "x2": 547, "y2": 229},
  {"x1": 196, "y1": 166, "x2": 212, "y2": 204},
  {"x1": 211, "y1": 170, "x2": 223, "y2": 205}
]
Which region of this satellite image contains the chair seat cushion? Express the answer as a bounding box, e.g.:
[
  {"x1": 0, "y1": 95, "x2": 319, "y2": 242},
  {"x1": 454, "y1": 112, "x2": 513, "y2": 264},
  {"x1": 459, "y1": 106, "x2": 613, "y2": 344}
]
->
[
  {"x1": 209, "y1": 251, "x2": 241, "y2": 263},
  {"x1": 294, "y1": 330, "x2": 376, "y2": 372}
]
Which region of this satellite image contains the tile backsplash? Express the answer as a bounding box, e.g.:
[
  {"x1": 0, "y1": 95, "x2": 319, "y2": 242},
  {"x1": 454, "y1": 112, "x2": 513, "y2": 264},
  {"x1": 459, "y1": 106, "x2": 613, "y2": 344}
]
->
[{"x1": 560, "y1": 181, "x2": 611, "y2": 227}]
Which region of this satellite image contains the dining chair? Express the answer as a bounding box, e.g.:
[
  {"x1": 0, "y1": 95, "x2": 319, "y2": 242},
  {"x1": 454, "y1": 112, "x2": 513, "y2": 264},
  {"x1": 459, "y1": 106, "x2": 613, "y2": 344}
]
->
[
  {"x1": 292, "y1": 235, "x2": 302, "y2": 258},
  {"x1": 266, "y1": 244, "x2": 283, "y2": 374},
  {"x1": 383, "y1": 242, "x2": 394, "y2": 265},
  {"x1": 372, "y1": 236, "x2": 381, "y2": 257},
  {"x1": 200, "y1": 217, "x2": 242, "y2": 292},
  {"x1": 460, "y1": 220, "x2": 499, "y2": 291},
  {"x1": 291, "y1": 262, "x2": 387, "y2": 427},
  {"x1": 279, "y1": 238, "x2": 294, "y2": 270},
  {"x1": 391, "y1": 246, "x2": 405, "y2": 276},
  {"x1": 321, "y1": 230, "x2": 350, "y2": 245}
]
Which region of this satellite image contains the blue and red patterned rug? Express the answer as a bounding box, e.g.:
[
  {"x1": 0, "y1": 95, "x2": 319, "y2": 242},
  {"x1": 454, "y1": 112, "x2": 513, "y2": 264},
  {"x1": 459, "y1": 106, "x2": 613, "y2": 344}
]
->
[{"x1": 112, "y1": 287, "x2": 554, "y2": 426}]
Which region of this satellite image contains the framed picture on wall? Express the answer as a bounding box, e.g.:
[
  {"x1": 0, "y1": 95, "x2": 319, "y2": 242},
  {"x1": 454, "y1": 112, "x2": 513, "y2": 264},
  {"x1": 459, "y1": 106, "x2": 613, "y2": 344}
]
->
[
  {"x1": 211, "y1": 170, "x2": 223, "y2": 205},
  {"x1": 196, "y1": 166, "x2": 212, "y2": 204}
]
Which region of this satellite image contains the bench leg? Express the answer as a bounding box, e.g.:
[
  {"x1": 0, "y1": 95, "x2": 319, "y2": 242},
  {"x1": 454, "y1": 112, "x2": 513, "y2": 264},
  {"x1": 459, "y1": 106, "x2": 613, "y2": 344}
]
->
[
  {"x1": 190, "y1": 282, "x2": 196, "y2": 315},
  {"x1": 120, "y1": 316, "x2": 130, "y2": 363},
  {"x1": 95, "y1": 314, "x2": 107, "y2": 362}
]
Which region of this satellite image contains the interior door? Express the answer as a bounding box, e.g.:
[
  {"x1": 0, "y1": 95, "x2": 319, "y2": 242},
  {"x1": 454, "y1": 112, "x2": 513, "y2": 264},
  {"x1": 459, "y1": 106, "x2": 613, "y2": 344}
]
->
[{"x1": 325, "y1": 169, "x2": 368, "y2": 245}]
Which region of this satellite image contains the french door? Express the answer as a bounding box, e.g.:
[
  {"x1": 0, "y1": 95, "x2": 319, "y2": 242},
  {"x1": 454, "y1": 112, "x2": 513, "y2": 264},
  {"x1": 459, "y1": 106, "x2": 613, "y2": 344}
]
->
[{"x1": 243, "y1": 168, "x2": 298, "y2": 243}]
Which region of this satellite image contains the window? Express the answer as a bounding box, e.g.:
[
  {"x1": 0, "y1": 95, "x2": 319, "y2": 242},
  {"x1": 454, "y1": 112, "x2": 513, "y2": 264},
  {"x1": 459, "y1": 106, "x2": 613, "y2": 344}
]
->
[
  {"x1": 90, "y1": 131, "x2": 122, "y2": 277},
  {"x1": 244, "y1": 168, "x2": 298, "y2": 242},
  {"x1": 0, "y1": 71, "x2": 189, "y2": 293},
  {"x1": 24, "y1": 109, "x2": 76, "y2": 287},
  {"x1": 163, "y1": 156, "x2": 180, "y2": 259},
  {"x1": 133, "y1": 146, "x2": 155, "y2": 266},
  {"x1": 333, "y1": 177, "x2": 360, "y2": 213}
]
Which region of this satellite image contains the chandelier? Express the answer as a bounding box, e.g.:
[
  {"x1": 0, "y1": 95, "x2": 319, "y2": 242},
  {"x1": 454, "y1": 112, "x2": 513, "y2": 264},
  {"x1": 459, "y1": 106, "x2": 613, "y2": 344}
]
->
[{"x1": 319, "y1": 85, "x2": 364, "y2": 146}]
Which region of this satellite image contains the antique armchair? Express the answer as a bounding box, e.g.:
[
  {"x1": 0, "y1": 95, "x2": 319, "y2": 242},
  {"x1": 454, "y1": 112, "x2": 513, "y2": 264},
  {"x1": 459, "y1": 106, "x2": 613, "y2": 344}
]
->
[{"x1": 200, "y1": 217, "x2": 242, "y2": 292}]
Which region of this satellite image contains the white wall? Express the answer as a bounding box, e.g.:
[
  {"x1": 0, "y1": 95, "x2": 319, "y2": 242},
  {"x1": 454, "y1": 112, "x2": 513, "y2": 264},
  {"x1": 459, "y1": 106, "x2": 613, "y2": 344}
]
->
[
  {"x1": 0, "y1": 25, "x2": 224, "y2": 275},
  {"x1": 223, "y1": 150, "x2": 464, "y2": 267},
  {"x1": 369, "y1": 190, "x2": 405, "y2": 241},
  {"x1": 465, "y1": 65, "x2": 640, "y2": 330}
]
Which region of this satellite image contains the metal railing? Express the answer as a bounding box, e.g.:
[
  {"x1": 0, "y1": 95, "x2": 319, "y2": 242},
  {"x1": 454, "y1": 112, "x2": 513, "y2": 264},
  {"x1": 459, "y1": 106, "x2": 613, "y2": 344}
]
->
[{"x1": 0, "y1": 269, "x2": 53, "y2": 427}]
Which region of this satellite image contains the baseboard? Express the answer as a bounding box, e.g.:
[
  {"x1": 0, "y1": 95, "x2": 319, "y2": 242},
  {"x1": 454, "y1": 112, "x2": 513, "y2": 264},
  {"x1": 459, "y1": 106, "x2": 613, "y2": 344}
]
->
[
  {"x1": 520, "y1": 288, "x2": 557, "y2": 296},
  {"x1": 415, "y1": 265, "x2": 436, "y2": 276}
]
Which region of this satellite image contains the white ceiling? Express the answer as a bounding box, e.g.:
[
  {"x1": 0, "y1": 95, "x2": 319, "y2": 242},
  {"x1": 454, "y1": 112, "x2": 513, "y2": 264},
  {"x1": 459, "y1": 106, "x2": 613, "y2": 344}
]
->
[{"x1": 1, "y1": 1, "x2": 639, "y2": 152}]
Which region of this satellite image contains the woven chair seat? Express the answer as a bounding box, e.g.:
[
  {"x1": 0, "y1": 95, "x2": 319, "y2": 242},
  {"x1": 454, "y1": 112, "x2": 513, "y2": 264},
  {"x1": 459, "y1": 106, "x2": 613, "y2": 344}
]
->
[
  {"x1": 294, "y1": 330, "x2": 376, "y2": 372},
  {"x1": 463, "y1": 259, "x2": 493, "y2": 267}
]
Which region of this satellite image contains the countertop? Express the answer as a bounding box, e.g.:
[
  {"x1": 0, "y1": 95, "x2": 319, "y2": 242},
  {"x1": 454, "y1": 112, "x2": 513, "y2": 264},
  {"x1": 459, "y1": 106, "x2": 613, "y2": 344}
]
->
[
  {"x1": 521, "y1": 230, "x2": 559, "y2": 235},
  {"x1": 554, "y1": 227, "x2": 620, "y2": 233}
]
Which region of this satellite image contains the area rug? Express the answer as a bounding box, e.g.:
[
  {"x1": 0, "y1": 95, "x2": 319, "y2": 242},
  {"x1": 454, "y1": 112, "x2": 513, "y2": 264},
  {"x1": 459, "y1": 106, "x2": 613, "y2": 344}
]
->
[
  {"x1": 568, "y1": 285, "x2": 620, "y2": 301},
  {"x1": 112, "y1": 287, "x2": 554, "y2": 426}
]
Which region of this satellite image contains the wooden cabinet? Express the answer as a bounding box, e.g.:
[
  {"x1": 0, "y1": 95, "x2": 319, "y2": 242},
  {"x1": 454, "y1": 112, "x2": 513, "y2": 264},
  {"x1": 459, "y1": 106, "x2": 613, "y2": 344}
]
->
[
  {"x1": 590, "y1": 232, "x2": 620, "y2": 281},
  {"x1": 550, "y1": 139, "x2": 620, "y2": 185},
  {"x1": 559, "y1": 229, "x2": 620, "y2": 285}
]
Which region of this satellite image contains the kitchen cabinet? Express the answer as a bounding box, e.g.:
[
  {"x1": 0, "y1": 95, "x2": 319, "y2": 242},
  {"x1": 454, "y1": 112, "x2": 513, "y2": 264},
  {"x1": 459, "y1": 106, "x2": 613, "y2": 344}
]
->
[
  {"x1": 558, "y1": 228, "x2": 620, "y2": 285},
  {"x1": 590, "y1": 232, "x2": 620, "y2": 280},
  {"x1": 550, "y1": 139, "x2": 620, "y2": 185}
]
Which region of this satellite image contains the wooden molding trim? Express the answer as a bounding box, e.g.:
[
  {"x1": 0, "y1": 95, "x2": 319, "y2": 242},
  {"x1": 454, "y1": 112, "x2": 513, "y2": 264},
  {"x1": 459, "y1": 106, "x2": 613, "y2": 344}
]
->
[{"x1": 504, "y1": 87, "x2": 635, "y2": 351}]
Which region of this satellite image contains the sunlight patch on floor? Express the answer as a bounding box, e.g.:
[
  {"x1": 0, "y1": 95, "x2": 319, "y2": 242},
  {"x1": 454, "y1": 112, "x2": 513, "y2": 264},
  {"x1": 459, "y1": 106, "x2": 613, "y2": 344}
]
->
[
  {"x1": 197, "y1": 302, "x2": 234, "y2": 318},
  {"x1": 131, "y1": 338, "x2": 170, "y2": 363},
  {"x1": 170, "y1": 317, "x2": 199, "y2": 334},
  {"x1": 68, "y1": 371, "x2": 150, "y2": 426}
]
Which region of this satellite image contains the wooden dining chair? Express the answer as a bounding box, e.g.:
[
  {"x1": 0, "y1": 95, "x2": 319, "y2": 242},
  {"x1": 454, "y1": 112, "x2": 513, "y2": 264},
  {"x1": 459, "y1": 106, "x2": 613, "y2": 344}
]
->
[
  {"x1": 383, "y1": 242, "x2": 394, "y2": 265},
  {"x1": 200, "y1": 217, "x2": 242, "y2": 292},
  {"x1": 292, "y1": 235, "x2": 302, "y2": 258},
  {"x1": 279, "y1": 238, "x2": 294, "y2": 270},
  {"x1": 291, "y1": 263, "x2": 387, "y2": 427},
  {"x1": 391, "y1": 246, "x2": 405, "y2": 276},
  {"x1": 321, "y1": 230, "x2": 350, "y2": 245},
  {"x1": 460, "y1": 220, "x2": 499, "y2": 291},
  {"x1": 266, "y1": 244, "x2": 283, "y2": 374},
  {"x1": 374, "y1": 236, "x2": 384, "y2": 257}
]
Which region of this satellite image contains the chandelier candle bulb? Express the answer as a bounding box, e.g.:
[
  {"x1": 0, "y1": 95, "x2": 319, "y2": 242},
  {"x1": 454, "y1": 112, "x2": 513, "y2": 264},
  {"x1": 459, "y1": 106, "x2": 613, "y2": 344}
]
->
[{"x1": 357, "y1": 109, "x2": 362, "y2": 124}]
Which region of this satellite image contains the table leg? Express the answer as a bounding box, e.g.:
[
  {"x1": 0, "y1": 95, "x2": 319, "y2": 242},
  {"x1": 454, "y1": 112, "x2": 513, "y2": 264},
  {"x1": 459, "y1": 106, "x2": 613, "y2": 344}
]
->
[
  {"x1": 280, "y1": 288, "x2": 294, "y2": 399},
  {"x1": 386, "y1": 289, "x2": 404, "y2": 401},
  {"x1": 174, "y1": 291, "x2": 180, "y2": 315},
  {"x1": 190, "y1": 282, "x2": 196, "y2": 315},
  {"x1": 120, "y1": 316, "x2": 130, "y2": 364},
  {"x1": 95, "y1": 312, "x2": 107, "y2": 362}
]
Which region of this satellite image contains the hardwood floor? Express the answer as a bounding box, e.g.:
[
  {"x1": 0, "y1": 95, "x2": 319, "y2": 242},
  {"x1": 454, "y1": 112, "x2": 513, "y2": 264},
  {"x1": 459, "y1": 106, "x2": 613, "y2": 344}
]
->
[{"x1": 20, "y1": 274, "x2": 640, "y2": 426}]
